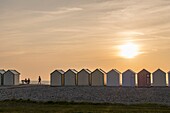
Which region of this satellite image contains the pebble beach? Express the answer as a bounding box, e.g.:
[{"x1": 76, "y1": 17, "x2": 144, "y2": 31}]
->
[{"x1": 0, "y1": 85, "x2": 170, "y2": 106}]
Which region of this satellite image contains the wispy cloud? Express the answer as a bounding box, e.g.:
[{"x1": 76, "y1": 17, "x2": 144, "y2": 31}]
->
[
  {"x1": 1, "y1": 0, "x2": 170, "y2": 79},
  {"x1": 31, "y1": 7, "x2": 83, "y2": 15},
  {"x1": 1, "y1": 1, "x2": 170, "y2": 55}
]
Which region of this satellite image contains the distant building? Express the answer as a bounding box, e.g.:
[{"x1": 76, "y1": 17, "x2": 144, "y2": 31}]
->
[
  {"x1": 107, "y1": 69, "x2": 121, "y2": 86},
  {"x1": 137, "y1": 69, "x2": 151, "y2": 87},
  {"x1": 0, "y1": 70, "x2": 6, "y2": 85},
  {"x1": 50, "y1": 69, "x2": 64, "y2": 86},
  {"x1": 152, "y1": 69, "x2": 166, "y2": 87},
  {"x1": 122, "y1": 69, "x2": 136, "y2": 87},
  {"x1": 3, "y1": 70, "x2": 20, "y2": 85},
  {"x1": 77, "y1": 69, "x2": 91, "y2": 86},
  {"x1": 64, "y1": 69, "x2": 78, "y2": 86},
  {"x1": 91, "y1": 69, "x2": 107, "y2": 86}
]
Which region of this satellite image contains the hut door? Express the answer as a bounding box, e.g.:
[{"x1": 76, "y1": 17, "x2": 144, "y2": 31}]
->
[
  {"x1": 131, "y1": 74, "x2": 135, "y2": 86},
  {"x1": 146, "y1": 74, "x2": 150, "y2": 86}
]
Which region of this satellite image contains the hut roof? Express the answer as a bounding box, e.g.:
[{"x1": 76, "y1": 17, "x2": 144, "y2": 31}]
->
[
  {"x1": 137, "y1": 69, "x2": 151, "y2": 74},
  {"x1": 78, "y1": 69, "x2": 91, "y2": 74},
  {"x1": 92, "y1": 68, "x2": 106, "y2": 74},
  {"x1": 67, "y1": 69, "x2": 78, "y2": 74},
  {"x1": 123, "y1": 69, "x2": 136, "y2": 74},
  {"x1": 99, "y1": 68, "x2": 106, "y2": 74},
  {"x1": 85, "y1": 69, "x2": 91, "y2": 73},
  {"x1": 51, "y1": 69, "x2": 64, "y2": 75},
  {"x1": 7, "y1": 70, "x2": 20, "y2": 75},
  {"x1": 107, "y1": 69, "x2": 121, "y2": 74},
  {"x1": 153, "y1": 68, "x2": 166, "y2": 74},
  {"x1": 0, "y1": 69, "x2": 5, "y2": 74}
]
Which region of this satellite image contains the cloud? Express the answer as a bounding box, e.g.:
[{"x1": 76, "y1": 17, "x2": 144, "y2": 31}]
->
[
  {"x1": 117, "y1": 31, "x2": 144, "y2": 37},
  {"x1": 31, "y1": 7, "x2": 83, "y2": 15},
  {"x1": 1, "y1": 0, "x2": 170, "y2": 57}
]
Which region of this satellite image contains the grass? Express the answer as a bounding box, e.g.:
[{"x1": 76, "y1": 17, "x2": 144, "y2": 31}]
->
[{"x1": 0, "y1": 100, "x2": 170, "y2": 113}]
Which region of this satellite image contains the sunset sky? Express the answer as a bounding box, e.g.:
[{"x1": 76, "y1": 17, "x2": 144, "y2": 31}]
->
[{"x1": 1, "y1": 0, "x2": 170, "y2": 81}]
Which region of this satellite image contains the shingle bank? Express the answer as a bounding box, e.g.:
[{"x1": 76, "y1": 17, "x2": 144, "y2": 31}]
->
[{"x1": 0, "y1": 85, "x2": 170, "y2": 105}]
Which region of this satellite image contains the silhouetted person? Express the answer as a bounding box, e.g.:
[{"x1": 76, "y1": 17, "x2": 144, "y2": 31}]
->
[
  {"x1": 27, "y1": 78, "x2": 30, "y2": 84},
  {"x1": 21, "y1": 80, "x2": 25, "y2": 84},
  {"x1": 38, "y1": 76, "x2": 41, "y2": 84},
  {"x1": 25, "y1": 78, "x2": 27, "y2": 84}
]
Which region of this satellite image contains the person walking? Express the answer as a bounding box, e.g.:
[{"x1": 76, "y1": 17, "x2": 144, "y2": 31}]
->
[{"x1": 38, "y1": 76, "x2": 41, "y2": 84}]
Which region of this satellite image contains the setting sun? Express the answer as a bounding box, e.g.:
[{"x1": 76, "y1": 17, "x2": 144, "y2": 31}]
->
[{"x1": 119, "y1": 43, "x2": 139, "y2": 59}]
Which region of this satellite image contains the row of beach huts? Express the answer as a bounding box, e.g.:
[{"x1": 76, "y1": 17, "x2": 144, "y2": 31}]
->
[
  {"x1": 0, "y1": 70, "x2": 20, "y2": 85},
  {"x1": 1, "y1": 68, "x2": 170, "y2": 87},
  {"x1": 51, "y1": 69, "x2": 170, "y2": 87}
]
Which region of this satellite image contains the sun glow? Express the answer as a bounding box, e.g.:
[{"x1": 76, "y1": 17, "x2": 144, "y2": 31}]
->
[{"x1": 119, "y1": 42, "x2": 140, "y2": 58}]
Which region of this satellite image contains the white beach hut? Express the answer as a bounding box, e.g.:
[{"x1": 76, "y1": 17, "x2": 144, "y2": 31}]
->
[
  {"x1": 77, "y1": 69, "x2": 91, "y2": 86},
  {"x1": 50, "y1": 69, "x2": 64, "y2": 86},
  {"x1": 122, "y1": 69, "x2": 136, "y2": 87},
  {"x1": 0, "y1": 70, "x2": 6, "y2": 85},
  {"x1": 107, "y1": 69, "x2": 121, "y2": 86},
  {"x1": 3, "y1": 70, "x2": 20, "y2": 85},
  {"x1": 152, "y1": 69, "x2": 166, "y2": 87},
  {"x1": 91, "y1": 69, "x2": 107, "y2": 86},
  {"x1": 64, "y1": 69, "x2": 78, "y2": 86}
]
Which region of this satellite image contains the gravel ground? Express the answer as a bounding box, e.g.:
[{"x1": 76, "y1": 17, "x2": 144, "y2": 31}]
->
[{"x1": 0, "y1": 85, "x2": 170, "y2": 105}]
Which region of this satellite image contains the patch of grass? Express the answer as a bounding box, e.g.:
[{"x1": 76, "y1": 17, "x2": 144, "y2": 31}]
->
[{"x1": 0, "y1": 100, "x2": 169, "y2": 113}]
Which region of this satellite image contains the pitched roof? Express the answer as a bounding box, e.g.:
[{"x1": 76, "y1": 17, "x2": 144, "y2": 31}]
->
[
  {"x1": 123, "y1": 69, "x2": 136, "y2": 74},
  {"x1": 107, "y1": 69, "x2": 121, "y2": 74},
  {"x1": 137, "y1": 69, "x2": 151, "y2": 74},
  {"x1": 0, "y1": 70, "x2": 5, "y2": 74},
  {"x1": 92, "y1": 68, "x2": 106, "y2": 74},
  {"x1": 78, "y1": 69, "x2": 91, "y2": 74},
  {"x1": 67, "y1": 69, "x2": 78, "y2": 74},
  {"x1": 51, "y1": 69, "x2": 64, "y2": 75},
  {"x1": 85, "y1": 69, "x2": 91, "y2": 73},
  {"x1": 58, "y1": 70, "x2": 64, "y2": 74},
  {"x1": 99, "y1": 68, "x2": 106, "y2": 74},
  {"x1": 153, "y1": 68, "x2": 166, "y2": 74},
  {"x1": 8, "y1": 70, "x2": 20, "y2": 75}
]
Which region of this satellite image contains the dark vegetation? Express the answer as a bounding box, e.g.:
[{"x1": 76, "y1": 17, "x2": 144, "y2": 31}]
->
[{"x1": 0, "y1": 99, "x2": 170, "y2": 113}]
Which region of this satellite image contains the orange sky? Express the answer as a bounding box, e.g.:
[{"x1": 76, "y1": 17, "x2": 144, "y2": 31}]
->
[{"x1": 1, "y1": 0, "x2": 170, "y2": 81}]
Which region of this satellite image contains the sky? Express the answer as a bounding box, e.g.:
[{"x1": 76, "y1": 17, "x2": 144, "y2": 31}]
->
[{"x1": 1, "y1": 0, "x2": 170, "y2": 81}]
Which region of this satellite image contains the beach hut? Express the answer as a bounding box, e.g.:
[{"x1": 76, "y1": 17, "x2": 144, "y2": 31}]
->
[
  {"x1": 3, "y1": 70, "x2": 20, "y2": 85},
  {"x1": 50, "y1": 69, "x2": 64, "y2": 86},
  {"x1": 168, "y1": 71, "x2": 170, "y2": 87},
  {"x1": 91, "y1": 69, "x2": 107, "y2": 86},
  {"x1": 0, "y1": 70, "x2": 5, "y2": 85},
  {"x1": 107, "y1": 69, "x2": 121, "y2": 86},
  {"x1": 122, "y1": 69, "x2": 136, "y2": 87},
  {"x1": 137, "y1": 69, "x2": 151, "y2": 87},
  {"x1": 152, "y1": 69, "x2": 166, "y2": 87},
  {"x1": 77, "y1": 69, "x2": 91, "y2": 86},
  {"x1": 64, "y1": 69, "x2": 78, "y2": 86}
]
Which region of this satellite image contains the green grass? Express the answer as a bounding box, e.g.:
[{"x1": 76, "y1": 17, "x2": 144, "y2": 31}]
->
[{"x1": 0, "y1": 100, "x2": 170, "y2": 113}]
